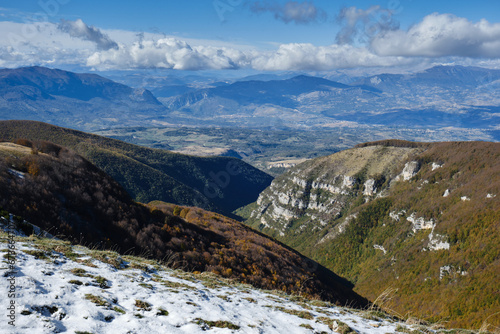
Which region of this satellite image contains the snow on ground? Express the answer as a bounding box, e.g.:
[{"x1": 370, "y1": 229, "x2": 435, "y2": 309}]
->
[{"x1": 0, "y1": 235, "x2": 413, "y2": 334}]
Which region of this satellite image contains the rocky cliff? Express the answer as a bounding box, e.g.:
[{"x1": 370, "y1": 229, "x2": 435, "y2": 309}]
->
[{"x1": 241, "y1": 140, "x2": 500, "y2": 329}]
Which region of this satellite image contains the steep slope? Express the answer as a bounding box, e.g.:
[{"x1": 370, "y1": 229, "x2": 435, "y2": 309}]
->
[
  {"x1": 242, "y1": 140, "x2": 500, "y2": 329},
  {"x1": 0, "y1": 229, "x2": 430, "y2": 334},
  {"x1": 0, "y1": 120, "x2": 273, "y2": 215},
  {"x1": 0, "y1": 66, "x2": 164, "y2": 131},
  {"x1": 0, "y1": 140, "x2": 365, "y2": 306}
]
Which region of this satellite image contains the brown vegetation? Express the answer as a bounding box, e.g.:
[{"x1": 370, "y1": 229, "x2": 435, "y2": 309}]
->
[{"x1": 0, "y1": 139, "x2": 366, "y2": 307}]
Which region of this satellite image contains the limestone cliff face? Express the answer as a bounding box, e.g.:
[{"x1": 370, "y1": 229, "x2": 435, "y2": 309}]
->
[
  {"x1": 249, "y1": 145, "x2": 421, "y2": 236},
  {"x1": 243, "y1": 140, "x2": 500, "y2": 329}
]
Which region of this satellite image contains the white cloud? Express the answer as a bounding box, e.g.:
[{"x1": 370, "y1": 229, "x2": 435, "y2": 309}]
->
[
  {"x1": 249, "y1": 1, "x2": 326, "y2": 24},
  {"x1": 86, "y1": 38, "x2": 252, "y2": 70},
  {"x1": 1, "y1": 14, "x2": 500, "y2": 72},
  {"x1": 58, "y1": 19, "x2": 118, "y2": 50},
  {"x1": 251, "y1": 43, "x2": 409, "y2": 70},
  {"x1": 371, "y1": 13, "x2": 500, "y2": 58}
]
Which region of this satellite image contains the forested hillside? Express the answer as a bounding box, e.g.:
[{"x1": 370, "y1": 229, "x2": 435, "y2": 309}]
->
[
  {"x1": 0, "y1": 120, "x2": 273, "y2": 216},
  {"x1": 241, "y1": 140, "x2": 500, "y2": 328}
]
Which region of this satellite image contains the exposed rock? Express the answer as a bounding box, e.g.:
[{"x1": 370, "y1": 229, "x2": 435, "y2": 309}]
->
[
  {"x1": 389, "y1": 210, "x2": 405, "y2": 221},
  {"x1": 407, "y1": 213, "x2": 434, "y2": 233},
  {"x1": 363, "y1": 179, "x2": 376, "y2": 196},
  {"x1": 396, "y1": 161, "x2": 420, "y2": 181},
  {"x1": 428, "y1": 230, "x2": 450, "y2": 251},
  {"x1": 439, "y1": 266, "x2": 452, "y2": 280},
  {"x1": 431, "y1": 162, "x2": 443, "y2": 171},
  {"x1": 342, "y1": 175, "x2": 356, "y2": 188},
  {"x1": 373, "y1": 244, "x2": 387, "y2": 254}
]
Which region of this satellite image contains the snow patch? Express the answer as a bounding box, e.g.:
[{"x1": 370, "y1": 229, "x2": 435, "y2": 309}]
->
[
  {"x1": 0, "y1": 238, "x2": 408, "y2": 334},
  {"x1": 461, "y1": 196, "x2": 470, "y2": 201},
  {"x1": 8, "y1": 168, "x2": 25, "y2": 179},
  {"x1": 486, "y1": 193, "x2": 497, "y2": 198},
  {"x1": 443, "y1": 189, "x2": 450, "y2": 197}
]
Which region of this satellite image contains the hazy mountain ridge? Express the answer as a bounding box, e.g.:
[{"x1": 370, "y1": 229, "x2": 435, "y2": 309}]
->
[
  {"x1": 164, "y1": 65, "x2": 500, "y2": 134},
  {"x1": 0, "y1": 66, "x2": 166, "y2": 131},
  {"x1": 240, "y1": 140, "x2": 500, "y2": 328},
  {"x1": 2, "y1": 65, "x2": 499, "y2": 139}
]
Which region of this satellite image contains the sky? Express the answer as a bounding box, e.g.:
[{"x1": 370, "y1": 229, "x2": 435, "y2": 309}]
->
[{"x1": 1, "y1": 0, "x2": 500, "y2": 73}]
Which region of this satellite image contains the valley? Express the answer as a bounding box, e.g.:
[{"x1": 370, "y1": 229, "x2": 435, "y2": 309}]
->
[
  {"x1": 0, "y1": 65, "x2": 498, "y2": 332},
  {"x1": 94, "y1": 125, "x2": 493, "y2": 176}
]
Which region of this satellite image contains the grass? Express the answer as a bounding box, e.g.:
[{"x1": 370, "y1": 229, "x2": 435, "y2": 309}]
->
[
  {"x1": 94, "y1": 275, "x2": 109, "y2": 289},
  {"x1": 300, "y1": 323, "x2": 314, "y2": 329},
  {"x1": 275, "y1": 306, "x2": 314, "y2": 320},
  {"x1": 331, "y1": 319, "x2": 356, "y2": 334},
  {"x1": 135, "y1": 300, "x2": 152, "y2": 311},
  {"x1": 23, "y1": 249, "x2": 49, "y2": 259},
  {"x1": 71, "y1": 268, "x2": 88, "y2": 277},
  {"x1": 138, "y1": 283, "x2": 153, "y2": 289},
  {"x1": 113, "y1": 306, "x2": 126, "y2": 314},
  {"x1": 194, "y1": 318, "x2": 240, "y2": 330},
  {"x1": 84, "y1": 294, "x2": 110, "y2": 308},
  {"x1": 156, "y1": 308, "x2": 169, "y2": 316},
  {"x1": 161, "y1": 280, "x2": 196, "y2": 290}
]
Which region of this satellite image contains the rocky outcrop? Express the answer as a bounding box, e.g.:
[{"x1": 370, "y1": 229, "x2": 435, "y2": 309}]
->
[
  {"x1": 395, "y1": 161, "x2": 420, "y2": 181},
  {"x1": 249, "y1": 145, "x2": 422, "y2": 235}
]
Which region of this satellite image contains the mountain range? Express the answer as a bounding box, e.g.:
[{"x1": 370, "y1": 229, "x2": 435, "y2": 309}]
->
[
  {"x1": 0, "y1": 66, "x2": 499, "y2": 141},
  {"x1": 0, "y1": 66, "x2": 165, "y2": 131}
]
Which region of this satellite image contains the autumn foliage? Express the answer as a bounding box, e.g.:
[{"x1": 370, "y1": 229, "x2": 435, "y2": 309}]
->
[{"x1": 0, "y1": 139, "x2": 366, "y2": 307}]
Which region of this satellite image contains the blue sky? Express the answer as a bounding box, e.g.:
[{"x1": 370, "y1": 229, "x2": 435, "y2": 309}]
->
[{"x1": 1, "y1": 0, "x2": 500, "y2": 72}]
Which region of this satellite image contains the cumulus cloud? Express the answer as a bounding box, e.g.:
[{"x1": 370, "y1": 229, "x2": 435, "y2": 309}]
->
[
  {"x1": 250, "y1": 43, "x2": 408, "y2": 70},
  {"x1": 2, "y1": 14, "x2": 500, "y2": 72},
  {"x1": 336, "y1": 6, "x2": 399, "y2": 45},
  {"x1": 87, "y1": 38, "x2": 251, "y2": 70},
  {"x1": 58, "y1": 19, "x2": 118, "y2": 50},
  {"x1": 249, "y1": 1, "x2": 326, "y2": 24},
  {"x1": 371, "y1": 13, "x2": 500, "y2": 58}
]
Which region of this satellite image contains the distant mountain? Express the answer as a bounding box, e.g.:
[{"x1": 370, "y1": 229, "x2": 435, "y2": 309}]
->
[
  {"x1": 166, "y1": 74, "x2": 379, "y2": 110},
  {"x1": 356, "y1": 65, "x2": 500, "y2": 91},
  {"x1": 163, "y1": 65, "x2": 500, "y2": 135},
  {"x1": 0, "y1": 120, "x2": 273, "y2": 216},
  {"x1": 0, "y1": 66, "x2": 165, "y2": 131},
  {"x1": 240, "y1": 140, "x2": 500, "y2": 328},
  {"x1": 1, "y1": 65, "x2": 499, "y2": 139}
]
